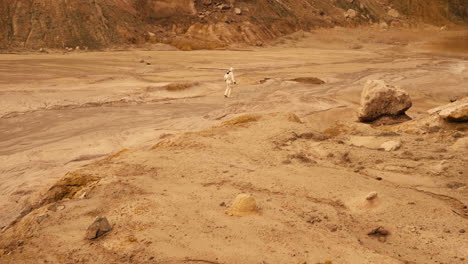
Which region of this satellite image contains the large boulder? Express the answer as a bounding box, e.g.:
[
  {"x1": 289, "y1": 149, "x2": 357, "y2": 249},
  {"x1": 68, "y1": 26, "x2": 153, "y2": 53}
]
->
[
  {"x1": 358, "y1": 80, "x2": 412, "y2": 122},
  {"x1": 429, "y1": 97, "x2": 468, "y2": 122}
]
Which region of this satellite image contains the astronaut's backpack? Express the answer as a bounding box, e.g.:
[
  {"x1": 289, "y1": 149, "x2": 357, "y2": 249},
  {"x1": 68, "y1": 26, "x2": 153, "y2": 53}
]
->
[{"x1": 224, "y1": 71, "x2": 231, "y2": 81}]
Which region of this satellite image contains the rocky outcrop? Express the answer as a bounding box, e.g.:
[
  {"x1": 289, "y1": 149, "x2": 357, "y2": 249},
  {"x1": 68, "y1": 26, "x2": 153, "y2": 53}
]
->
[
  {"x1": 0, "y1": 0, "x2": 467, "y2": 50},
  {"x1": 358, "y1": 80, "x2": 412, "y2": 122}
]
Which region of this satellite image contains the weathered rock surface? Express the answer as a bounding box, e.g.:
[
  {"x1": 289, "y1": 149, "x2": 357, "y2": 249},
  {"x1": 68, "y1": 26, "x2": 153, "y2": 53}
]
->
[{"x1": 358, "y1": 80, "x2": 412, "y2": 122}]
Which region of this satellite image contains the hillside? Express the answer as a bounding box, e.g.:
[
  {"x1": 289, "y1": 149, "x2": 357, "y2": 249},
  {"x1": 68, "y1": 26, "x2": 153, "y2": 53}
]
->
[{"x1": 0, "y1": 0, "x2": 467, "y2": 50}]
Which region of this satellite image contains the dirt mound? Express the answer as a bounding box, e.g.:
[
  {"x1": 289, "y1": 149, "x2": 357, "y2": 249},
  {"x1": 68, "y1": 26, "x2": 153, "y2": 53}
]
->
[{"x1": 1, "y1": 0, "x2": 467, "y2": 50}]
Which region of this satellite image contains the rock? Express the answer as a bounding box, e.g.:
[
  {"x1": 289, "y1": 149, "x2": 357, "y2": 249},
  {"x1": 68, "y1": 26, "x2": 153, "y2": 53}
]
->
[
  {"x1": 428, "y1": 97, "x2": 468, "y2": 122},
  {"x1": 218, "y1": 4, "x2": 230, "y2": 10},
  {"x1": 449, "y1": 96, "x2": 458, "y2": 102},
  {"x1": 75, "y1": 46, "x2": 80, "y2": 51},
  {"x1": 380, "y1": 21, "x2": 389, "y2": 29},
  {"x1": 202, "y1": 0, "x2": 212, "y2": 5},
  {"x1": 139, "y1": 59, "x2": 145, "y2": 63},
  {"x1": 225, "y1": 194, "x2": 258, "y2": 216},
  {"x1": 368, "y1": 226, "x2": 389, "y2": 236},
  {"x1": 380, "y1": 140, "x2": 401, "y2": 151},
  {"x1": 439, "y1": 103, "x2": 468, "y2": 122},
  {"x1": 85, "y1": 217, "x2": 112, "y2": 240},
  {"x1": 365, "y1": 191, "x2": 378, "y2": 200},
  {"x1": 234, "y1": 8, "x2": 242, "y2": 15},
  {"x1": 36, "y1": 214, "x2": 49, "y2": 224},
  {"x1": 358, "y1": 80, "x2": 412, "y2": 122},
  {"x1": 344, "y1": 9, "x2": 357, "y2": 19},
  {"x1": 388, "y1": 9, "x2": 399, "y2": 18},
  {"x1": 460, "y1": 229, "x2": 466, "y2": 233}
]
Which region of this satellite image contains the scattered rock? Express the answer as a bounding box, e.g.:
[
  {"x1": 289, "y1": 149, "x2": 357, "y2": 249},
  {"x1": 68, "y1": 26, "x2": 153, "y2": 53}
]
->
[
  {"x1": 449, "y1": 96, "x2": 458, "y2": 102},
  {"x1": 75, "y1": 46, "x2": 80, "y2": 51},
  {"x1": 344, "y1": 9, "x2": 357, "y2": 19},
  {"x1": 388, "y1": 9, "x2": 399, "y2": 18},
  {"x1": 380, "y1": 22, "x2": 389, "y2": 30},
  {"x1": 234, "y1": 8, "x2": 242, "y2": 15},
  {"x1": 146, "y1": 62, "x2": 151, "y2": 65},
  {"x1": 202, "y1": 0, "x2": 212, "y2": 5},
  {"x1": 57, "y1": 204, "x2": 65, "y2": 210},
  {"x1": 85, "y1": 217, "x2": 112, "y2": 240},
  {"x1": 375, "y1": 177, "x2": 382, "y2": 181},
  {"x1": 139, "y1": 59, "x2": 145, "y2": 63},
  {"x1": 460, "y1": 229, "x2": 466, "y2": 233},
  {"x1": 380, "y1": 140, "x2": 401, "y2": 151},
  {"x1": 368, "y1": 226, "x2": 389, "y2": 241},
  {"x1": 358, "y1": 80, "x2": 412, "y2": 122},
  {"x1": 306, "y1": 216, "x2": 322, "y2": 224},
  {"x1": 219, "y1": 201, "x2": 226, "y2": 207},
  {"x1": 225, "y1": 194, "x2": 259, "y2": 216},
  {"x1": 365, "y1": 191, "x2": 378, "y2": 201},
  {"x1": 218, "y1": 4, "x2": 230, "y2": 10},
  {"x1": 36, "y1": 214, "x2": 49, "y2": 224}
]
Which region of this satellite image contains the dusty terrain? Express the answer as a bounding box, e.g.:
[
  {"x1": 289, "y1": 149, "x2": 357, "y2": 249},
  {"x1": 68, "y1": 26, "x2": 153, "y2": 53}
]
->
[{"x1": 0, "y1": 27, "x2": 467, "y2": 263}]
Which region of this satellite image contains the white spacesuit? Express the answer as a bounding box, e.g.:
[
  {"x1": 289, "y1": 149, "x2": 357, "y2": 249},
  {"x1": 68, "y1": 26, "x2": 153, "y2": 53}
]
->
[{"x1": 224, "y1": 67, "x2": 236, "y2": 98}]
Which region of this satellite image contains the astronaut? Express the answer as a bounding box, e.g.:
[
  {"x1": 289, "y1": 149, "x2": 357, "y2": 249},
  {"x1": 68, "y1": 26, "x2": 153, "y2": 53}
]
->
[{"x1": 224, "y1": 67, "x2": 236, "y2": 98}]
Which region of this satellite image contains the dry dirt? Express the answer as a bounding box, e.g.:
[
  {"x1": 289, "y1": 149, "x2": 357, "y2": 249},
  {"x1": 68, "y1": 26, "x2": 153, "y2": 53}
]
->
[{"x1": 0, "y1": 27, "x2": 467, "y2": 263}]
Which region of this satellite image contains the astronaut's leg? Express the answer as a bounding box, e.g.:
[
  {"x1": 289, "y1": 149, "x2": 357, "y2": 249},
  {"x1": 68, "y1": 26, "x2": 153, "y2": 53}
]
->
[
  {"x1": 227, "y1": 83, "x2": 233, "y2": 97},
  {"x1": 224, "y1": 83, "x2": 231, "y2": 98}
]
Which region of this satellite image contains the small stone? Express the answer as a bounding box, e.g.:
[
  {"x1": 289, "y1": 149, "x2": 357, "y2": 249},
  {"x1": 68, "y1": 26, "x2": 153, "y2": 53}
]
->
[
  {"x1": 0, "y1": 249, "x2": 5, "y2": 255},
  {"x1": 380, "y1": 140, "x2": 401, "y2": 151},
  {"x1": 85, "y1": 217, "x2": 112, "y2": 240},
  {"x1": 218, "y1": 4, "x2": 230, "y2": 10},
  {"x1": 380, "y1": 22, "x2": 389, "y2": 30},
  {"x1": 146, "y1": 62, "x2": 151, "y2": 65},
  {"x1": 344, "y1": 9, "x2": 357, "y2": 19},
  {"x1": 75, "y1": 46, "x2": 80, "y2": 51},
  {"x1": 57, "y1": 205, "x2": 65, "y2": 210},
  {"x1": 139, "y1": 59, "x2": 145, "y2": 63},
  {"x1": 366, "y1": 191, "x2": 378, "y2": 201},
  {"x1": 36, "y1": 214, "x2": 49, "y2": 224},
  {"x1": 219, "y1": 202, "x2": 226, "y2": 207},
  {"x1": 368, "y1": 226, "x2": 389, "y2": 236},
  {"x1": 234, "y1": 8, "x2": 242, "y2": 15},
  {"x1": 375, "y1": 177, "x2": 383, "y2": 181},
  {"x1": 225, "y1": 193, "x2": 258, "y2": 216},
  {"x1": 388, "y1": 9, "x2": 399, "y2": 18},
  {"x1": 460, "y1": 229, "x2": 466, "y2": 233}
]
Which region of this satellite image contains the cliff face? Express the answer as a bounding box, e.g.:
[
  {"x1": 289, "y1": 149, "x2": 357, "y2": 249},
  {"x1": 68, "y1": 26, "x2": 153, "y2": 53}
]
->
[{"x1": 0, "y1": 0, "x2": 466, "y2": 50}]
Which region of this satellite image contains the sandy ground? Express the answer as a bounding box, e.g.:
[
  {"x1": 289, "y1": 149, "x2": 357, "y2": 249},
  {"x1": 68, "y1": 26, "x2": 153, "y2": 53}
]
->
[{"x1": 0, "y1": 27, "x2": 467, "y2": 263}]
